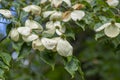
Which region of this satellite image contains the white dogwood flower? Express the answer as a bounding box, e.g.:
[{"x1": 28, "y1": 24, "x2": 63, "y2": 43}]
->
[
  {"x1": 43, "y1": 21, "x2": 66, "y2": 35},
  {"x1": 62, "y1": 10, "x2": 85, "y2": 22},
  {"x1": 43, "y1": 11, "x2": 56, "y2": 18},
  {"x1": 22, "y1": 34, "x2": 38, "y2": 42},
  {"x1": 56, "y1": 38, "x2": 73, "y2": 57},
  {"x1": 25, "y1": 19, "x2": 43, "y2": 31},
  {"x1": 50, "y1": 0, "x2": 71, "y2": 8},
  {"x1": 43, "y1": 11, "x2": 62, "y2": 21},
  {"x1": 40, "y1": 0, "x2": 47, "y2": 4},
  {"x1": 72, "y1": 4, "x2": 85, "y2": 10},
  {"x1": 17, "y1": 27, "x2": 31, "y2": 37},
  {"x1": 32, "y1": 39, "x2": 45, "y2": 51},
  {"x1": 0, "y1": 9, "x2": 13, "y2": 18},
  {"x1": 106, "y1": 0, "x2": 119, "y2": 7},
  {"x1": 10, "y1": 28, "x2": 19, "y2": 41},
  {"x1": 23, "y1": 5, "x2": 41, "y2": 15},
  {"x1": 95, "y1": 22, "x2": 120, "y2": 38},
  {"x1": 41, "y1": 37, "x2": 58, "y2": 50},
  {"x1": 50, "y1": 11, "x2": 62, "y2": 21}
]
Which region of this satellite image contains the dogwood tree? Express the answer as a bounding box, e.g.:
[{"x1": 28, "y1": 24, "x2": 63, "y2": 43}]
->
[{"x1": 0, "y1": 0, "x2": 120, "y2": 80}]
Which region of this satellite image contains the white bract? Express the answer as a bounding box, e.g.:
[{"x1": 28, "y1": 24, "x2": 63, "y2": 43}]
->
[
  {"x1": 22, "y1": 34, "x2": 38, "y2": 42},
  {"x1": 41, "y1": 37, "x2": 58, "y2": 50},
  {"x1": 40, "y1": 0, "x2": 47, "y2": 4},
  {"x1": 106, "y1": 0, "x2": 119, "y2": 7},
  {"x1": 44, "y1": 21, "x2": 66, "y2": 35},
  {"x1": 23, "y1": 5, "x2": 41, "y2": 15},
  {"x1": 0, "y1": 9, "x2": 13, "y2": 18},
  {"x1": 25, "y1": 19, "x2": 43, "y2": 31},
  {"x1": 43, "y1": 11, "x2": 62, "y2": 21},
  {"x1": 85, "y1": 0, "x2": 93, "y2": 3},
  {"x1": 56, "y1": 38, "x2": 73, "y2": 57},
  {"x1": 32, "y1": 39, "x2": 45, "y2": 51},
  {"x1": 43, "y1": 11, "x2": 56, "y2": 18},
  {"x1": 50, "y1": 11, "x2": 62, "y2": 21},
  {"x1": 50, "y1": 0, "x2": 71, "y2": 8},
  {"x1": 63, "y1": 10, "x2": 85, "y2": 22},
  {"x1": 10, "y1": 28, "x2": 19, "y2": 41},
  {"x1": 17, "y1": 27, "x2": 31, "y2": 37},
  {"x1": 72, "y1": 4, "x2": 85, "y2": 10},
  {"x1": 95, "y1": 22, "x2": 120, "y2": 38}
]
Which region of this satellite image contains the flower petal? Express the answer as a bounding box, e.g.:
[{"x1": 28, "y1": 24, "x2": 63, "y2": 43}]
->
[
  {"x1": 115, "y1": 23, "x2": 120, "y2": 28},
  {"x1": 0, "y1": 9, "x2": 13, "y2": 18},
  {"x1": 106, "y1": 0, "x2": 119, "y2": 7},
  {"x1": 57, "y1": 39, "x2": 73, "y2": 57},
  {"x1": 17, "y1": 27, "x2": 31, "y2": 37},
  {"x1": 50, "y1": 11, "x2": 62, "y2": 20},
  {"x1": 54, "y1": 21, "x2": 66, "y2": 35},
  {"x1": 46, "y1": 21, "x2": 55, "y2": 30},
  {"x1": 104, "y1": 24, "x2": 120, "y2": 38},
  {"x1": 71, "y1": 10, "x2": 85, "y2": 21},
  {"x1": 23, "y1": 5, "x2": 41, "y2": 15},
  {"x1": 31, "y1": 5, "x2": 41, "y2": 15},
  {"x1": 10, "y1": 28, "x2": 19, "y2": 41},
  {"x1": 23, "y1": 5, "x2": 31, "y2": 12},
  {"x1": 41, "y1": 37, "x2": 57, "y2": 50},
  {"x1": 51, "y1": 0, "x2": 62, "y2": 7},
  {"x1": 25, "y1": 19, "x2": 43, "y2": 31},
  {"x1": 62, "y1": 11, "x2": 71, "y2": 22},
  {"x1": 95, "y1": 23, "x2": 111, "y2": 32},
  {"x1": 22, "y1": 34, "x2": 38, "y2": 42},
  {"x1": 43, "y1": 11, "x2": 56, "y2": 18},
  {"x1": 32, "y1": 39, "x2": 45, "y2": 51}
]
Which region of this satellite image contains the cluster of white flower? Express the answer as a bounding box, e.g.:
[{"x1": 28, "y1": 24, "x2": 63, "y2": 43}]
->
[
  {"x1": 5, "y1": 0, "x2": 85, "y2": 57},
  {"x1": 0, "y1": 0, "x2": 119, "y2": 57},
  {"x1": 95, "y1": 0, "x2": 120, "y2": 38}
]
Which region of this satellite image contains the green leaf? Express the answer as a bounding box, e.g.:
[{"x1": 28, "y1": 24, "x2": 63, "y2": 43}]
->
[
  {"x1": 0, "y1": 61, "x2": 9, "y2": 70},
  {"x1": 0, "y1": 68, "x2": 4, "y2": 79},
  {"x1": 40, "y1": 50, "x2": 56, "y2": 70},
  {"x1": 18, "y1": 43, "x2": 31, "y2": 60},
  {"x1": 65, "y1": 32, "x2": 75, "y2": 40},
  {"x1": 75, "y1": 21, "x2": 85, "y2": 31},
  {"x1": 12, "y1": 42, "x2": 24, "y2": 53},
  {"x1": 64, "y1": 57, "x2": 79, "y2": 78},
  {"x1": 0, "y1": 52, "x2": 11, "y2": 66},
  {"x1": 95, "y1": 32, "x2": 105, "y2": 40}
]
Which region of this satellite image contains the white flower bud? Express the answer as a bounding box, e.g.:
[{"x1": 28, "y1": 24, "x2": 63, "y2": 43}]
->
[
  {"x1": 106, "y1": 0, "x2": 119, "y2": 7},
  {"x1": 0, "y1": 9, "x2": 13, "y2": 18},
  {"x1": 22, "y1": 34, "x2": 38, "y2": 42},
  {"x1": 23, "y1": 5, "x2": 41, "y2": 15},
  {"x1": 17, "y1": 27, "x2": 31, "y2": 37},
  {"x1": 71, "y1": 10, "x2": 85, "y2": 21},
  {"x1": 25, "y1": 19, "x2": 43, "y2": 31},
  {"x1": 57, "y1": 39, "x2": 73, "y2": 57},
  {"x1": 41, "y1": 37, "x2": 58, "y2": 50},
  {"x1": 32, "y1": 39, "x2": 45, "y2": 51},
  {"x1": 10, "y1": 28, "x2": 19, "y2": 41}
]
